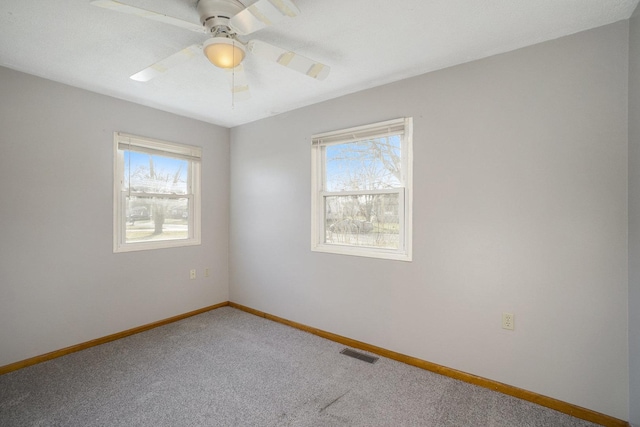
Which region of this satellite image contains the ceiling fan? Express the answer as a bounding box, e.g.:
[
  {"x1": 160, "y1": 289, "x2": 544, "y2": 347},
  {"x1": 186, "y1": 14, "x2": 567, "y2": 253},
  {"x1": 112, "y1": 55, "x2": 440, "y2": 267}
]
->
[{"x1": 90, "y1": 0, "x2": 331, "y2": 100}]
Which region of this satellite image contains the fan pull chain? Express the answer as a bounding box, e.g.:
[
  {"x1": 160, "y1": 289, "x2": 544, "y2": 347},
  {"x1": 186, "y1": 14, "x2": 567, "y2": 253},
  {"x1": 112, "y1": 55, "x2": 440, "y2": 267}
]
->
[
  {"x1": 127, "y1": 140, "x2": 131, "y2": 199},
  {"x1": 231, "y1": 40, "x2": 236, "y2": 109}
]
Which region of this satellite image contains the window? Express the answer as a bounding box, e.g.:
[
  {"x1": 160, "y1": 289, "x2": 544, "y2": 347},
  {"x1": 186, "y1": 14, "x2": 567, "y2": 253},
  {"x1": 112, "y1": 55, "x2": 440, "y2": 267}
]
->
[
  {"x1": 113, "y1": 132, "x2": 201, "y2": 253},
  {"x1": 311, "y1": 118, "x2": 413, "y2": 261}
]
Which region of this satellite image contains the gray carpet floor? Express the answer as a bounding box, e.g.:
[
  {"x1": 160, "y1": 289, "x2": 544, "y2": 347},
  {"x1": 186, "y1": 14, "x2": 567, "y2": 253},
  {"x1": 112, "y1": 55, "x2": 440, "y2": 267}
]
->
[{"x1": 0, "y1": 307, "x2": 599, "y2": 426}]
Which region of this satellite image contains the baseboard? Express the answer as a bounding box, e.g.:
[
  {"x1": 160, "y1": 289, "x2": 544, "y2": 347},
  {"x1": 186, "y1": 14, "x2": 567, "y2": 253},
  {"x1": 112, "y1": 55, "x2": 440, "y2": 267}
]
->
[
  {"x1": 0, "y1": 301, "x2": 229, "y2": 376},
  {"x1": 228, "y1": 302, "x2": 629, "y2": 427}
]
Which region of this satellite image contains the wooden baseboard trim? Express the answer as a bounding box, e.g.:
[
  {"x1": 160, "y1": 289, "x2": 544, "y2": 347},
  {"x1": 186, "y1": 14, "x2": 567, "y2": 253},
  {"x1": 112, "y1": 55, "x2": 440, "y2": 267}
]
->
[
  {"x1": 228, "y1": 302, "x2": 628, "y2": 427},
  {"x1": 0, "y1": 301, "x2": 229, "y2": 376}
]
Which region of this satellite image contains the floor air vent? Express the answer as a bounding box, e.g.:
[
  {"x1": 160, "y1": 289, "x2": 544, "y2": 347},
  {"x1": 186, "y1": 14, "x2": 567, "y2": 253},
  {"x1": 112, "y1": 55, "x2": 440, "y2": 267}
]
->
[{"x1": 340, "y1": 348, "x2": 379, "y2": 364}]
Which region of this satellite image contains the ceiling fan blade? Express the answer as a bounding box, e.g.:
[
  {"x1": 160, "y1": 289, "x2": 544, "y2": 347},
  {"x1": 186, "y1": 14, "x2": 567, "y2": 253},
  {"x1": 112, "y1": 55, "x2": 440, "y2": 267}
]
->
[
  {"x1": 248, "y1": 40, "x2": 330, "y2": 80},
  {"x1": 130, "y1": 44, "x2": 202, "y2": 82},
  {"x1": 90, "y1": 0, "x2": 205, "y2": 33},
  {"x1": 225, "y1": 64, "x2": 251, "y2": 101},
  {"x1": 229, "y1": 0, "x2": 300, "y2": 36}
]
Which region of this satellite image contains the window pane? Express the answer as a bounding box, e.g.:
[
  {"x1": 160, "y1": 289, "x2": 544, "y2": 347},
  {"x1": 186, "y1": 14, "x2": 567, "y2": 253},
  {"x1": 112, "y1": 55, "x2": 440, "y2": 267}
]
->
[
  {"x1": 125, "y1": 196, "x2": 189, "y2": 243},
  {"x1": 324, "y1": 193, "x2": 400, "y2": 249},
  {"x1": 124, "y1": 151, "x2": 188, "y2": 195},
  {"x1": 325, "y1": 135, "x2": 402, "y2": 192}
]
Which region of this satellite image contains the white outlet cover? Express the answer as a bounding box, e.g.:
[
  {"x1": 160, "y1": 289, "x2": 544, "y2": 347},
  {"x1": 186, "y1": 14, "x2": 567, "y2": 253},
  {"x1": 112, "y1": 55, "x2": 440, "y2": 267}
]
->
[{"x1": 502, "y1": 312, "x2": 514, "y2": 330}]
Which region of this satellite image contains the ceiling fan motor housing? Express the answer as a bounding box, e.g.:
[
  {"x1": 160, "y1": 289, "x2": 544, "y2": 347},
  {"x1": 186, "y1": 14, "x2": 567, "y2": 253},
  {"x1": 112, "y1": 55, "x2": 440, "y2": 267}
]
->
[{"x1": 197, "y1": 0, "x2": 245, "y2": 31}]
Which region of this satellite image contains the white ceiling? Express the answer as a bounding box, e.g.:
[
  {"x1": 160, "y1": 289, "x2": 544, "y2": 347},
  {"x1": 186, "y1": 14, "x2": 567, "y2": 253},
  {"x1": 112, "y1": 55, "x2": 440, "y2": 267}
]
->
[{"x1": 1, "y1": 0, "x2": 638, "y2": 128}]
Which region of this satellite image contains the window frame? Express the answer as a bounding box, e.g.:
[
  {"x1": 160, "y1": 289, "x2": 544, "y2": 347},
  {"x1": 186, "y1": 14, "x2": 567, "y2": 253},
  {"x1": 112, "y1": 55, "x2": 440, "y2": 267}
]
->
[
  {"x1": 311, "y1": 117, "x2": 413, "y2": 261},
  {"x1": 113, "y1": 132, "x2": 202, "y2": 253}
]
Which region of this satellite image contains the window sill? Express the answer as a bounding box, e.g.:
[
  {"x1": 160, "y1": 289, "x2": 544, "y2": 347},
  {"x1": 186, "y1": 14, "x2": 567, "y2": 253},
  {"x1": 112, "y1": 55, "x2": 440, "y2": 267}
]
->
[
  {"x1": 311, "y1": 243, "x2": 411, "y2": 262},
  {"x1": 114, "y1": 237, "x2": 201, "y2": 253}
]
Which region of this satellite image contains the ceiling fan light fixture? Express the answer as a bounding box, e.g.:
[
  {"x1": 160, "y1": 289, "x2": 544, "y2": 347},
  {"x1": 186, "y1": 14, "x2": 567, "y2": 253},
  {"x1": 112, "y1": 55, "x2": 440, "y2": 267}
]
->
[{"x1": 203, "y1": 37, "x2": 246, "y2": 69}]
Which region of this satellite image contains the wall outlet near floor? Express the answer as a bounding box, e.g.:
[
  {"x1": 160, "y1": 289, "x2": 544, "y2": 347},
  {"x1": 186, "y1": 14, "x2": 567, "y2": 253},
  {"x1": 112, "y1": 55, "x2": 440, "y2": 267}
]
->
[
  {"x1": 502, "y1": 312, "x2": 514, "y2": 330},
  {"x1": 190, "y1": 269, "x2": 196, "y2": 280},
  {"x1": 204, "y1": 268, "x2": 210, "y2": 277}
]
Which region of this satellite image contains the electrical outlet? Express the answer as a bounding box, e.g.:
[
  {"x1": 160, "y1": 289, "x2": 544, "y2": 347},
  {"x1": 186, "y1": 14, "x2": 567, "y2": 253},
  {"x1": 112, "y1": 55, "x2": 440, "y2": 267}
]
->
[
  {"x1": 502, "y1": 312, "x2": 514, "y2": 330},
  {"x1": 190, "y1": 269, "x2": 196, "y2": 280},
  {"x1": 204, "y1": 268, "x2": 210, "y2": 277}
]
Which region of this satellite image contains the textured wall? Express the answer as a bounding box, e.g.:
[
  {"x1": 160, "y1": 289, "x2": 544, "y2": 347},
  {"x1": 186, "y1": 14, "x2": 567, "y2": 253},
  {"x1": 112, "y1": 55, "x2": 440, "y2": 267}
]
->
[
  {"x1": 0, "y1": 67, "x2": 230, "y2": 367},
  {"x1": 629, "y1": 3, "x2": 640, "y2": 426},
  {"x1": 230, "y1": 23, "x2": 629, "y2": 419}
]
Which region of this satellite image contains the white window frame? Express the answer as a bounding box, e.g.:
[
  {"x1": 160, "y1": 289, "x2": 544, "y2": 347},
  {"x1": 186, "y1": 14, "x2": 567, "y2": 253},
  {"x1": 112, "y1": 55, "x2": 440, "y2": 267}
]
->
[
  {"x1": 311, "y1": 118, "x2": 413, "y2": 261},
  {"x1": 113, "y1": 132, "x2": 201, "y2": 253}
]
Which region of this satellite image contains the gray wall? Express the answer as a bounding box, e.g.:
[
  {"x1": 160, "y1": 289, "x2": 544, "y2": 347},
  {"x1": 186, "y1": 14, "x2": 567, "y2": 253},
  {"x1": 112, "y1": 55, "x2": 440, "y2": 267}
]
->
[
  {"x1": 230, "y1": 22, "x2": 630, "y2": 419},
  {"x1": 629, "y1": 3, "x2": 640, "y2": 426},
  {"x1": 0, "y1": 67, "x2": 230, "y2": 367}
]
